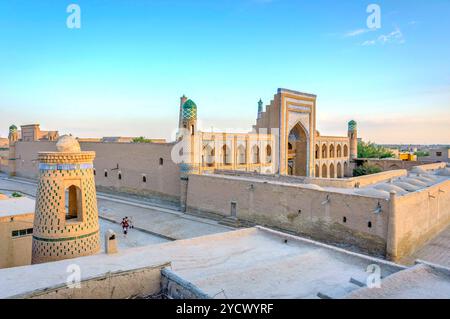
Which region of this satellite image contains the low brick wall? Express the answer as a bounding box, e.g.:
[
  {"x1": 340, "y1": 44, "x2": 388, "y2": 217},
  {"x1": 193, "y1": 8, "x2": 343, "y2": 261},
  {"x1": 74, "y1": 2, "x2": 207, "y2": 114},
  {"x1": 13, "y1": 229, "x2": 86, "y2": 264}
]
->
[
  {"x1": 161, "y1": 268, "x2": 210, "y2": 299},
  {"x1": 11, "y1": 263, "x2": 169, "y2": 299},
  {"x1": 214, "y1": 169, "x2": 407, "y2": 188},
  {"x1": 388, "y1": 179, "x2": 450, "y2": 261}
]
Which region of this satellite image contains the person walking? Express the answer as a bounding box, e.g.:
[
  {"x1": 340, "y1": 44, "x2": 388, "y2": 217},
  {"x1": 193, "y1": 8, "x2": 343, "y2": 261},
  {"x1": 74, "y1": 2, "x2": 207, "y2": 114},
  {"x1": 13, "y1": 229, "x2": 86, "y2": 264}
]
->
[{"x1": 120, "y1": 217, "x2": 129, "y2": 235}]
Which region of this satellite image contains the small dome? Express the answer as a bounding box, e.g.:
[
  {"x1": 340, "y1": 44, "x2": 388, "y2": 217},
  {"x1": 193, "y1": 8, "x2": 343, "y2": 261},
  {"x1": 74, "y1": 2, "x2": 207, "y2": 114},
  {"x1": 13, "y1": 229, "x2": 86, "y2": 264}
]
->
[
  {"x1": 9, "y1": 124, "x2": 17, "y2": 132},
  {"x1": 182, "y1": 99, "x2": 197, "y2": 120},
  {"x1": 56, "y1": 135, "x2": 81, "y2": 153},
  {"x1": 348, "y1": 120, "x2": 357, "y2": 131}
]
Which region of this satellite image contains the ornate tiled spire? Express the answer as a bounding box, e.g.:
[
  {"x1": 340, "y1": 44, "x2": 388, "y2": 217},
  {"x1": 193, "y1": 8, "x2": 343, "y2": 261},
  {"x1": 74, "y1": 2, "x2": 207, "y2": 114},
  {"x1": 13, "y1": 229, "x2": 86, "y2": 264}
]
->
[
  {"x1": 182, "y1": 99, "x2": 197, "y2": 120},
  {"x1": 348, "y1": 120, "x2": 357, "y2": 132},
  {"x1": 257, "y1": 99, "x2": 263, "y2": 119}
]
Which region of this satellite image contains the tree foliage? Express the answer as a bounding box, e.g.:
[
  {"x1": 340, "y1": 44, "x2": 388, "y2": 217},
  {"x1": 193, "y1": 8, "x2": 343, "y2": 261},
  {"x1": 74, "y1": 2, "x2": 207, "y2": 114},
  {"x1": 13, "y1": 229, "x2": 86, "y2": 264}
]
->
[
  {"x1": 132, "y1": 136, "x2": 153, "y2": 143},
  {"x1": 353, "y1": 163, "x2": 382, "y2": 177},
  {"x1": 357, "y1": 141, "x2": 394, "y2": 159},
  {"x1": 414, "y1": 150, "x2": 430, "y2": 157}
]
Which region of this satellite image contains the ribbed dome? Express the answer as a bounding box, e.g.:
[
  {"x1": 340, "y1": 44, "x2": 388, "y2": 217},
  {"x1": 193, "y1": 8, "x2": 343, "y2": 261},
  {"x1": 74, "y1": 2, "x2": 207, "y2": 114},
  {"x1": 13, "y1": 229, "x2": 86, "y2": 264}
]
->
[
  {"x1": 56, "y1": 135, "x2": 81, "y2": 153},
  {"x1": 9, "y1": 124, "x2": 17, "y2": 132},
  {"x1": 182, "y1": 99, "x2": 197, "y2": 120}
]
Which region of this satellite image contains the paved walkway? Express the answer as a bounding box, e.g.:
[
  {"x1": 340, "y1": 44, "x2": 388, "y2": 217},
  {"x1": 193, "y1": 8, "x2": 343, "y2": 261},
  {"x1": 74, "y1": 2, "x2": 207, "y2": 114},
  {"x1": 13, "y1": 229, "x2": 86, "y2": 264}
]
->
[{"x1": 0, "y1": 174, "x2": 232, "y2": 241}]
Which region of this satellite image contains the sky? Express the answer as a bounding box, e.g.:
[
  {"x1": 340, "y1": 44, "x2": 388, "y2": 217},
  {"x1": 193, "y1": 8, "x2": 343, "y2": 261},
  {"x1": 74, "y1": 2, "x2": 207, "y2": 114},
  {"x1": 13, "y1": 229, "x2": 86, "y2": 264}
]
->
[{"x1": 0, "y1": 0, "x2": 449, "y2": 144}]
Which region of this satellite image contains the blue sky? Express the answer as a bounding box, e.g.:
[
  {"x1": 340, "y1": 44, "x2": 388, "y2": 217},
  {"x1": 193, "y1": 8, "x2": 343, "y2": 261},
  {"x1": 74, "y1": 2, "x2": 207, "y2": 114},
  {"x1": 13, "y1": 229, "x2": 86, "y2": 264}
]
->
[{"x1": 0, "y1": 0, "x2": 449, "y2": 143}]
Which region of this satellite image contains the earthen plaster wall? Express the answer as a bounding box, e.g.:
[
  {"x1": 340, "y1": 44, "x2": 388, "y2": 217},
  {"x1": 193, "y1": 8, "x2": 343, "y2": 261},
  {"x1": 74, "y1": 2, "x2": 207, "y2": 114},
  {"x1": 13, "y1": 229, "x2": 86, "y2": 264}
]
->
[
  {"x1": 215, "y1": 169, "x2": 407, "y2": 188},
  {"x1": 10, "y1": 141, "x2": 181, "y2": 202},
  {"x1": 0, "y1": 213, "x2": 34, "y2": 269},
  {"x1": 14, "y1": 264, "x2": 168, "y2": 299},
  {"x1": 392, "y1": 179, "x2": 450, "y2": 259}
]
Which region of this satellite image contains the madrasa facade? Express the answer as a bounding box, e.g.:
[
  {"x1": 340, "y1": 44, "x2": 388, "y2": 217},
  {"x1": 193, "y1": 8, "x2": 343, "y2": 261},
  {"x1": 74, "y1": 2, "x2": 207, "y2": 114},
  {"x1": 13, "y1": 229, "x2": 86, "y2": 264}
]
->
[{"x1": 175, "y1": 88, "x2": 356, "y2": 179}]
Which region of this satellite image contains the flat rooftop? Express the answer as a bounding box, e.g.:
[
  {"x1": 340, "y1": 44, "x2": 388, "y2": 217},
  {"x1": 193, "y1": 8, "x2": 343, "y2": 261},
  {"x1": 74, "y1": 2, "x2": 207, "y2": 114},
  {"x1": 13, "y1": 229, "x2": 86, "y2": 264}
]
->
[
  {"x1": 0, "y1": 226, "x2": 405, "y2": 299},
  {"x1": 345, "y1": 262, "x2": 450, "y2": 299},
  {"x1": 0, "y1": 197, "x2": 35, "y2": 218}
]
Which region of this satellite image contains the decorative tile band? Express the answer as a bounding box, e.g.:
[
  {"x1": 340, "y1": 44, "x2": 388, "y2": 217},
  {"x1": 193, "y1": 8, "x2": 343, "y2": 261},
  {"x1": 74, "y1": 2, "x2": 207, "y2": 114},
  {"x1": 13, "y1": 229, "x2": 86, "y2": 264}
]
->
[
  {"x1": 33, "y1": 230, "x2": 99, "y2": 243},
  {"x1": 39, "y1": 163, "x2": 94, "y2": 171}
]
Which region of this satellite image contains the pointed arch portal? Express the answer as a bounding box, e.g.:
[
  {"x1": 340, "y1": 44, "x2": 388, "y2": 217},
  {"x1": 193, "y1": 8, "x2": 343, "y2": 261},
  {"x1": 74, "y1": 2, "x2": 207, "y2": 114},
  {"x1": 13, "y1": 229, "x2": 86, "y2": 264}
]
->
[{"x1": 287, "y1": 122, "x2": 308, "y2": 176}]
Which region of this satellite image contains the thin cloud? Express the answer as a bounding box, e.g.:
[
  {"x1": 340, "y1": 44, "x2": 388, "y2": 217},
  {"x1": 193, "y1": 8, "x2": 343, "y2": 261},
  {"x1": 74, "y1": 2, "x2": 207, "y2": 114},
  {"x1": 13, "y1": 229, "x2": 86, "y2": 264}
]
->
[
  {"x1": 362, "y1": 39, "x2": 376, "y2": 46},
  {"x1": 361, "y1": 27, "x2": 405, "y2": 46},
  {"x1": 345, "y1": 28, "x2": 369, "y2": 37}
]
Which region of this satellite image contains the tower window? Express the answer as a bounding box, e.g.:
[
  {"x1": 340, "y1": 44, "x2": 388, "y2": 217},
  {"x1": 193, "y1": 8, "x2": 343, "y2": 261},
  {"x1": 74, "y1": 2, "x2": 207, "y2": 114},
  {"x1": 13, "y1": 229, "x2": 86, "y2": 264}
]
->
[
  {"x1": 343, "y1": 216, "x2": 347, "y2": 223},
  {"x1": 104, "y1": 171, "x2": 108, "y2": 177},
  {"x1": 93, "y1": 169, "x2": 96, "y2": 176},
  {"x1": 118, "y1": 173, "x2": 122, "y2": 180},
  {"x1": 368, "y1": 221, "x2": 372, "y2": 228},
  {"x1": 142, "y1": 176, "x2": 147, "y2": 183},
  {"x1": 65, "y1": 185, "x2": 82, "y2": 222},
  {"x1": 159, "y1": 158, "x2": 164, "y2": 166}
]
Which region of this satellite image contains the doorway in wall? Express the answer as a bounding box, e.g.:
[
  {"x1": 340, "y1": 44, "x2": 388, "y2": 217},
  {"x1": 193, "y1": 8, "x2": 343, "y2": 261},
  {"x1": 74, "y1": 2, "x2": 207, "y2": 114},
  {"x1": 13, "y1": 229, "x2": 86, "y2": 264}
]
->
[
  {"x1": 230, "y1": 202, "x2": 237, "y2": 218},
  {"x1": 287, "y1": 122, "x2": 308, "y2": 176}
]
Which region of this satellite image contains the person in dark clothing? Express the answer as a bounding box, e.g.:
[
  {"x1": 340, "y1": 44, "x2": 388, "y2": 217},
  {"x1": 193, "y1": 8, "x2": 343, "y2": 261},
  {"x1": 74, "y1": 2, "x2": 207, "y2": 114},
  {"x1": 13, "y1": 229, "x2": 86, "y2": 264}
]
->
[{"x1": 120, "y1": 217, "x2": 129, "y2": 235}]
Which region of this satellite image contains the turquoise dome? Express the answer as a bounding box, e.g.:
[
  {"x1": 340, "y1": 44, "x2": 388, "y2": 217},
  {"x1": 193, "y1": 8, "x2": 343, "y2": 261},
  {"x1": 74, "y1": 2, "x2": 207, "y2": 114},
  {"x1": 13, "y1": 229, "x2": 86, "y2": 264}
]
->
[
  {"x1": 348, "y1": 120, "x2": 357, "y2": 131},
  {"x1": 9, "y1": 124, "x2": 17, "y2": 132},
  {"x1": 182, "y1": 99, "x2": 197, "y2": 120}
]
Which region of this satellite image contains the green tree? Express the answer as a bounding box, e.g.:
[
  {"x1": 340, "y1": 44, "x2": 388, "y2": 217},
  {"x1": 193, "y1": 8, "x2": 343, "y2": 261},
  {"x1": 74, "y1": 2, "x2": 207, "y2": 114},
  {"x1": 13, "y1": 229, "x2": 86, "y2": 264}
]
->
[
  {"x1": 132, "y1": 136, "x2": 153, "y2": 143},
  {"x1": 357, "y1": 141, "x2": 394, "y2": 159},
  {"x1": 414, "y1": 150, "x2": 430, "y2": 157},
  {"x1": 353, "y1": 163, "x2": 382, "y2": 177}
]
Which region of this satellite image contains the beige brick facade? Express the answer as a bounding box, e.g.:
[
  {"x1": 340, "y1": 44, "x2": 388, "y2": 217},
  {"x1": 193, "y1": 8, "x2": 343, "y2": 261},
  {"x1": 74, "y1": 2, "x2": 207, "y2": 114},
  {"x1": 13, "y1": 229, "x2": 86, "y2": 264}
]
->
[{"x1": 32, "y1": 137, "x2": 100, "y2": 264}]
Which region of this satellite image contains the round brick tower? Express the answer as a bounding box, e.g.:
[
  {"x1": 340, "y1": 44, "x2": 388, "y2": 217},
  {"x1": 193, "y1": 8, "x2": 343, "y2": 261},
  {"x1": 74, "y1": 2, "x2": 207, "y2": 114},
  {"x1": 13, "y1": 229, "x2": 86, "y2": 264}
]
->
[{"x1": 32, "y1": 135, "x2": 100, "y2": 264}]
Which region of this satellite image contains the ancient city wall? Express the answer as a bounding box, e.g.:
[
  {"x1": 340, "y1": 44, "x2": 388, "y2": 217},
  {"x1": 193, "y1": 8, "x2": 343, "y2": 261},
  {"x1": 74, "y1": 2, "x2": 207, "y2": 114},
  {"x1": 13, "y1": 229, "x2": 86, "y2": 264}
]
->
[
  {"x1": 186, "y1": 173, "x2": 390, "y2": 256},
  {"x1": 10, "y1": 141, "x2": 181, "y2": 202},
  {"x1": 388, "y1": 179, "x2": 450, "y2": 261},
  {"x1": 80, "y1": 141, "x2": 180, "y2": 202},
  {"x1": 13, "y1": 141, "x2": 55, "y2": 178}
]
